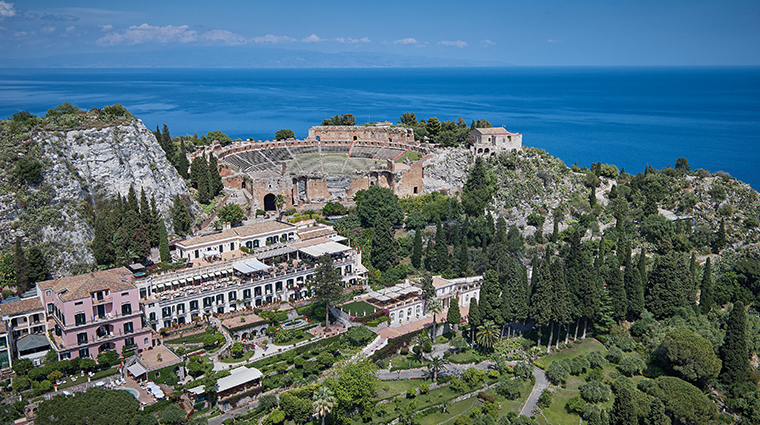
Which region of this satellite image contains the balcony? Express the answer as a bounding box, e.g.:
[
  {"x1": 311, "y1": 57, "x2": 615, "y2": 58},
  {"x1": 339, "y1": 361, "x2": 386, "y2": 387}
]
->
[{"x1": 92, "y1": 296, "x2": 113, "y2": 305}]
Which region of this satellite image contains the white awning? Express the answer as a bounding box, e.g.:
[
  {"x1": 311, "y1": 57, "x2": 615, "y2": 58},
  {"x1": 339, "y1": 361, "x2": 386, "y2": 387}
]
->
[
  {"x1": 157, "y1": 283, "x2": 164, "y2": 290},
  {"x1": 298, "y1": 241, "x2": 351, "y2": 258},
  {"x1": 215, "y1": 367, "x2": 263, "y2": 393},
  {"x1": 214, "y1": 271, "x2": 221, "y2": 277},
  {"x1": 171, "y1": 281, "x2": 179, "y2": 287},
  {"x1": 204, "y1": 249, "x2": 219, "y2": 258},
  {"x1": 234, "y1": 263, "x2": 255, "y2": 274},
  {"x1": 227, "y1": 269, "x2": 234, "y2": 275},
  {"x1": 180, "y1": 278, "x2": 187, "y2": 284},
  {"x1": 127, "y1": 363, "x2": 147, "y2": 377},
  {"x1": 245, "y1": 259, "x2": 271, "y2": 272},
  {"x1": 202, "y1": 274, "x2": 209, "y2": 279}
]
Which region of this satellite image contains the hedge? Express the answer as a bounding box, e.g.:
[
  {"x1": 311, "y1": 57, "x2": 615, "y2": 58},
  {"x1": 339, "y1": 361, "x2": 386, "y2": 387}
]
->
[
  {"x1": 370, "y1": 328, "x2": 425, "y2": 362},
  {"x1": 148, "y1": 364, "x2": 179, "y2": 386}
]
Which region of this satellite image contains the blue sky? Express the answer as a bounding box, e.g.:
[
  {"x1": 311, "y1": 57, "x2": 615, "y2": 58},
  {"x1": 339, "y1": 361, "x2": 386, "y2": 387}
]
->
[{"x1": 0, "y1": 0, "x2": 758, "y2": 67}]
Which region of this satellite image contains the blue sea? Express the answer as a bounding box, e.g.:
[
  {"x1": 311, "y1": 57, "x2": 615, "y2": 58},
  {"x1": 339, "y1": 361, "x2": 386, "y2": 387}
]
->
[{"x1": 1, "y1": 67, "x2": 759, "y2": 189}]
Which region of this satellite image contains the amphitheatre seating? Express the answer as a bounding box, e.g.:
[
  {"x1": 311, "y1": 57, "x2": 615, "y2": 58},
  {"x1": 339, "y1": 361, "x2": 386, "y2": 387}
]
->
[
  {"x1": 375, "y1": 148, "x2": 406, "y2": 160},
  {"x1": 321, "y1": 144, "x2": 350, "y2": 155},
  {"x1": 222, "y1": 149, "x2": 280, "y2": 172},
  {"x1": 289, "y1": 146, "x2": 320, "y2": 156},
  {"x1": 350, "y1": 145, "x2": 382, "y2": 158}
]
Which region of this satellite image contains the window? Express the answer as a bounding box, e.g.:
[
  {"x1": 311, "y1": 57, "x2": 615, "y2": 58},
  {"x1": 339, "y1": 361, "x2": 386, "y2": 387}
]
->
[
  {"x1": 253, "y1": 240, "x2": 260, "y2": 248},
  {"x1": 177, "y1": 303, "x2": 185, "y2": 314},
  {"x1": 124, "y1": 322, "x2": 134, "y2": 334},
  {"x1": 124, "y1": 337, "x2": 135, "y2": 347},
  {"x1": 243, "y1": 289, "x2": 251, "y2": 300},
  {"x1": 149, "y1": 312, "x2": 156, "y2": 321},
  {"x1": 190, "y1": 300, "x2": 199, "y2": 311},
  {"x1": 78, "y1": 348, "x2": 88, "y2": 358},
  {"x1": 144, "y1": 338, "x2": 149, "y2": 345},
  {"x1": 46, "y1": 290, "x2": 51, "y2": 297},
  {"x1": 216, "y1": 294, "x2": 224, "y2": 304},
  {"x1": 121, "y1": 292, "x2": 129, "y2": 297},
  {"x1": 195, "y1": 250, "x2": 199, "y2": 259},
  {"x1": 0, "y1": 336, "x2": 6, "y2": 348},
  {"x1": 47, "y1": 303, "x2": 54, "y2": 314},
  {"x1": 122, "y1": 303, "x2": 132, "y2": 316},
  {"x1": 203, "y1": 297, "x2": 213, "y2": 308},
  {"x1": 228, "y1": 291, "x2": 236, "y2": 301},
  {"x1": 254, "y1": 287, "x2": 262, "y2": 297},
  {"x1": 75, "y1": 312, "x2": 86, "y2": 326},
  {"x1": 219, "y1": 244, "x2": 224, "y2": 254},
  {"x1": 230, "y1": 243, "x2": 235, "y2": 251},
  {"x1": 75, "y1": 301, "x2": 83, "y2": 306},
  {"x1": 77, "y1": 332, "x2": 88, "y2": 345},
  {"x1": 162, "y1": 307, "x2": 171, "y2": 318},
  {"x1": 276, "y1": 282, "x2": 283, "y2": 291}
]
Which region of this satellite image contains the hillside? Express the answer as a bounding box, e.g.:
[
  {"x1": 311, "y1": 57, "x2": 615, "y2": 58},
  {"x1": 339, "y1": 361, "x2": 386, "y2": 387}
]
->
[{"x1": 0, "y1": 105, "x2": 194, "y2": 276}]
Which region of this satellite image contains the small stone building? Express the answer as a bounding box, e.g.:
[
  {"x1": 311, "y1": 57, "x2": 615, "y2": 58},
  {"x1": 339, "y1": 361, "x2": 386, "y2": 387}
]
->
[{"x1": 469, "y1": 127, "x2": 522, "y2": 157}]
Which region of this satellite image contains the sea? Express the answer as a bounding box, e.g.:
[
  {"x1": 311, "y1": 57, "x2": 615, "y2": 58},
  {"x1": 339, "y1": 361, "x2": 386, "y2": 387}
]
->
[{"x1": 1, "y1": 67, "x2": 758, "y2": 189}]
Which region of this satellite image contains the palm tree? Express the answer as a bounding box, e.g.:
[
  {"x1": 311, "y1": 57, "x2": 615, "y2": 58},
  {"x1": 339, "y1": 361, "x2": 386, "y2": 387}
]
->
[
  {"x1": 312, "y1": 386, "x2": 335, "y2": 425},
  {"x1": 477, "y1": 320, "x2": 498, "y2": 350},
  {"x1": 427, "y1": 298, "x2": 443, "y2": 342},
  {"x1": 428, "y1": 355, "x2": 449, "y2": 382},
  {"x1": 116, "y1": 248, "x2": 140, "y2": 266}
]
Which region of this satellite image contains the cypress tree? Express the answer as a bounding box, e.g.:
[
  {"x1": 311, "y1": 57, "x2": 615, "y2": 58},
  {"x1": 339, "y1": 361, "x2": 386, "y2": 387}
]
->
[
  {"x1": 456, "y1": 240, "x2": 469, "y2": 277},
  {"x1": 371, "y1": 216, "x2": 398, "y2": 272},
  {"x1": 468, "y1": 298, "x2": 481, "y2": 344},
  {"x1": 411, "y1": 229, "x2": 422, "y2": 269},
  {"x1": 126, "y1": 186, "x2": 139, "y2": 215},
  {"x1": 92, "y1": 207, "x2": 115, "y2": 265},
  {"x1": 714, "y1": 219, "x2": 727, "y2": 252},
  {"x1": 433, "y1": 222, "x2": 449, "y2": 273},
  {"x1": 139, "y1": 188, "x2": 153, "y2": 242},
  {"x1": 494, "y1": 217, "x2": 507, "y2": 245},
  {"x1": 154, "y1": 125, "x2": 163, "y2": 145},
  {"x1": 686, "y1": 253, "x2": 698, "y2": 305},
  {"x1": 530, "y1": 259, "x2": 553, "y2": 349},
  {"x1": 161, "y1": 124, "x2": 176, "y2": 165},
  {"x1": 14, "y1": 237, "x2": 28, "y2": 292},
  {"x1": 461, "y1": 157, "x2": 494, "y2": 217},
  {"x1": 171, "y1": 195, "x2": 191, "y2": 236},
  {"x1": 721, "y1": 301, "x2": 751, "y2": 384},
  {"x1": 551, "y1": 217, "x2": 559, "y2": 243},
  {"x1": 607, "y1": 257, "x2": 627, "y2": 322},
  {"x1": 566, "y1": 232, "x2": 599, "y2": 339},
  {"x1": 700, "y1": 258, "x2": 714, "y2": 314},
  {"x1": 150, "y1": 195, "x2": 160, "y2": 247},
  {"x1": 27, "y1": 246, "x2": 48, "y2": 283},
  {"x1": 625, "y1": 254, "x2": 645, "y2": 320},
  {"x1": 197, "y1": 166, "x2": 210, "y2": 204},
  {"x1": 447, "y1": 299, "x2": 461, "y2": 330},
  {"x1": 646, "y1": 250, "x2": 687, "y2": 319},
  {"x1": 550, "y1": 257, "x2": 571, "y2": 348},
  {"x1": 159, "y1": 220, "x2": 170, "y2": 263},
  {"x1": 480, "y1": 270, "x2": 502, "y2": 324},
  {"x1": 638, "y1": 249, "x2": 648, "y2": 289},
  {"x1": 176, "y1": 138, "x2": 190, "y2": 179},
  {"x1": 207, "y1": 153, "x2": 224, "y2": 197}
]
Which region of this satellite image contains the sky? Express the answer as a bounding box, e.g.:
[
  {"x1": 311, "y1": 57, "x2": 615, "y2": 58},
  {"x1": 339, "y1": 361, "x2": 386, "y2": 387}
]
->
[{"x1": 0, "y1": 0, "x2": 758, "y2": 67}]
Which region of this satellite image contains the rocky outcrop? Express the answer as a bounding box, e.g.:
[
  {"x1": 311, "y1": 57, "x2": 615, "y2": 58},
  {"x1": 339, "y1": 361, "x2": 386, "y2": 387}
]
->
[
  {"x1": 0, "y1": 119, "x2": 194, "y2": 276},
  {"x1": 422, "y1": 148, "x2": 471, "y2": 194}
]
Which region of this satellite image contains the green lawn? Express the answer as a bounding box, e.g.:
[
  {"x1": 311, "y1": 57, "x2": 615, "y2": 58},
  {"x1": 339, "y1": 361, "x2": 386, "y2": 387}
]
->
[
  {"x1": 446, "y1": 350, "x2": 483, "y2": 364},
  {"x1": 395, "y1": 151, "x2": 423, "y2": 163},
  {"x1": 221, "y1": 350, "x2": 255, "y2": 363},
  {"x1": 388, "y1": 353, "x2": 423, "y2": 371},
  {"x1": 533, "y1": 338, "x2": 607, "y2": 370},
  {"x1": 165, "y1": 331, "x2": 212, "y2": 345},
  {"x1": 419, "y1": 397, "x2": 482, "y2": 425},
  {"x1": 272, "y1": 331, "x2": 312, "y2": 346},
  {"x1": 375, "y1": 380, "x2": 421, "y2": 399},
  {"x1": 340, "y1": 301, "x2": 378, "y2": 317}
]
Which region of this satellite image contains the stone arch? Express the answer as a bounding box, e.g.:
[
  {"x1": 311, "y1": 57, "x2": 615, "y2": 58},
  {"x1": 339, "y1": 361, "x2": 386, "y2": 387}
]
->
[{"x1": 263, "y1": 193, "x2": 276, "y2": 211}]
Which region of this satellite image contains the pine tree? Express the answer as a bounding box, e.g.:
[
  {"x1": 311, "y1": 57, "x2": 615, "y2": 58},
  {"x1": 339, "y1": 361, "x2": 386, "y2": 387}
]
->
[
  {"x1": 159, "y1": 220, "x2": 170, "y2": 263},
  {"x1": 468, "y1": 298, "x2": 481, "y2": 344},
  {"x1": 126, "y1": 186, "x2": 139, "y2": 215},
  {"x1": 207, "y1": 154, "x2": 224, "y2": 197},
  {"x1": 607, "y1": 257, "x2": 627, "y2": 322},
  {"x1": 411, "y1": 229, "x2": 422, "y2": 269},
  {"x1": 700, "y1": 258, "x2": 714, "y2": 314},
  {"x1": 610, "y1": 385, "x2": 639, "y2": 425},
  {"x1": 461, "y1": 157, "x2": 495, "y2": 217},
  {"x1": 171, "y1": 195, "x2": 191, "y2": 236},
  {"x1": 721, "y1": 301, "x2": 751, "y2": 384},
  {"x1": 14, "y1": 237, "x2": 29, "y2": 292},
  {"x1": 625, "y1": 254, "x2": 645, "y2": 320},
  {"x1": 644, "y1": 399, "x2": 671, "y2": 425},
  {"x1": 371, "y1": 216, "x2": 398, "y2": 272},
  {"x1": 433, "y1": 222, "x2": 450, "y2": 273},
  {"x1": 27, "y1": 246, "x2": 47, "y2": 283},
  {"x1": 176, "y1": 138, "x2": 190, "y2": 179}
]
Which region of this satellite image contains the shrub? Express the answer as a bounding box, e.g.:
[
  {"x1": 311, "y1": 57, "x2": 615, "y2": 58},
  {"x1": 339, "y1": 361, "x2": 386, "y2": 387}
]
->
[
  {"x1": 565, "y1": 396, "x2": 586, "y2": 414},
  {"x1": 586, "y1": 351, "x2": 608, "y2": 369},
  {"x1": 579, "y1": 380, "x2": 611, "y2": 404},
  {"x1": 547, "y1": 361, "x2": 569, "y2": 385},
  {"x1": 617, "y1": 356, "x2": 645, "y2": 376},
  {"x1": 606, "y1": 346, "x2": 624, "y2": 364},
  {"x1": 537, "y1": 389, "x2": 553, "y2": 409},
  {"x1": 586, "y1": 367, "x2": 604, "y2": 382},
  {"x1": 400, "y1": 347, "x2": 409, "y2": 355},
  {"x1": 419, "y1": 383, "x2": 429, "y2": 394},
  {"x1": 496, "y1": 376, "x2": 522, "y2": 400}
]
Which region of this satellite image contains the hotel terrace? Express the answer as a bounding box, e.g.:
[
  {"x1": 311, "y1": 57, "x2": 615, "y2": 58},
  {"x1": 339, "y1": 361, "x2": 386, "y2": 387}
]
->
[
  {"x1": 140, "y1": 225, "x2": 364, "y2": 330},
  {"x1": 38, "y1": 268, "x2": 153, "y2": 360},
  {"x1": 174, "y1": 220, "x2": 298, "y2": 261}
]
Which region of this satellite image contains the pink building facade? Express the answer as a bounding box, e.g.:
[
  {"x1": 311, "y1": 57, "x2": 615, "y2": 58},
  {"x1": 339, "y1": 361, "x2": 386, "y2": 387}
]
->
[{"x1": 38, "y1": 268, "x2": 153, "y2": 360}]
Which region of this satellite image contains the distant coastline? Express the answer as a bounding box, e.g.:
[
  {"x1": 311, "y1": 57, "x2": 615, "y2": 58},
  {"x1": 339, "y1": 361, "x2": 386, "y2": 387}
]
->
[{"x1": 1, "y1": 66, "x2": 758, "y2": 189}]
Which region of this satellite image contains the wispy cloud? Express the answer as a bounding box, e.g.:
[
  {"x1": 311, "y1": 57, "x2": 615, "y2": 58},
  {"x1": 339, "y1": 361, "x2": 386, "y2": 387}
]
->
[
  {"x1": 252, "y1": 34, "x2": 296, "y2": 44},
  {"x1": 547, "y1": 39, "x2": 562, "y2": 43},
  {"x1": 302, "y1": 33, "x2": 324, "y2": 43},
  {"x1": 97, "y1": 23, "x2": 248, "y2": 46},
  {"x1": 335, "y1": 37, "x2": 370, "y2": 44},
  {"x1": 393, "y1": 37, "x2": 417, "y2": 45},
  {"x1": 40, "y1": 25, "x2": 56, "y2": 33},
  {"x1": 481, "y1": 39, "x2": 495, "y2": 46},
  {"x1": 65, "y1": 25, "x2": 75, "y2": 33},
  {"x1": 0, "y1": 1, "x2": 16, "y2": 19},
  {"x1": 439, "y1": 40, "x2": 468, "y2": 48},
  {"x1": 99, "y1": 24, "x2": 112, "y2": 32}
]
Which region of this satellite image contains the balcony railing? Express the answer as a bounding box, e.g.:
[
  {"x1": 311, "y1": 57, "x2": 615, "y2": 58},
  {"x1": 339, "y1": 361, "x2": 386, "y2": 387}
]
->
[{"x1": 92, "y1": 296, "x2": 113, "y2": 305}]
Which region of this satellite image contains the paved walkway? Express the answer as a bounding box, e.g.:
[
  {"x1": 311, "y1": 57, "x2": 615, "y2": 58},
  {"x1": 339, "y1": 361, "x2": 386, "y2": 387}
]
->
[{"x1": 520, "y1": 366, "x2": 549, "y2": 417}]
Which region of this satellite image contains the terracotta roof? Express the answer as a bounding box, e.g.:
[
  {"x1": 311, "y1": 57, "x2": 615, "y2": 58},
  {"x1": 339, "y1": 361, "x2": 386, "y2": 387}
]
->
[
  {"x1": 297, "y1": 226, "x2": 336, "y2": 241},
  {"x1": 177, "y1": 221, "x2": 296, "y2": 247},
  {"x1": 471, "y1": 127, "x2": 518, "y2": 135},
  {"x1": 0, "y1": 297, "x2": 43, "y2": 316},
  {"x1": 37, "y1": 267, "x2": 135, "y2": 302},
  {"x1": 0, "y1": 320, "x2": 7, "y2": 334}
]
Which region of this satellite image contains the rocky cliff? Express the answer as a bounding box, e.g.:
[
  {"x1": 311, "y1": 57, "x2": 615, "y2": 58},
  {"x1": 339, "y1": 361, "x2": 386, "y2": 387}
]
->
[{"x1": 0, "y1": 116, "x2": 193, "y2": 276}]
